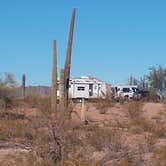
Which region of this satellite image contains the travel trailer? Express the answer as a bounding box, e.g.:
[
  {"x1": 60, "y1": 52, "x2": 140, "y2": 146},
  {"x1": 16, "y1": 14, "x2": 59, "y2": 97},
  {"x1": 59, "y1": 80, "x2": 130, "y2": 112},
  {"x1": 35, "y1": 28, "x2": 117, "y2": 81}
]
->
[{"x1": 68, "y1": 76, "x2": 109, "y2": 99}]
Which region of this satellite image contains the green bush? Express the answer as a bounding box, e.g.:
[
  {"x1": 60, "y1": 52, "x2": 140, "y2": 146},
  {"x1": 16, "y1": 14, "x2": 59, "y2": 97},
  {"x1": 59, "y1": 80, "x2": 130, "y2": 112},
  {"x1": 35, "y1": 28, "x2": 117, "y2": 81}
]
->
[{"x1": 0, "y1": 73, "x2": 17, "y2": 111}]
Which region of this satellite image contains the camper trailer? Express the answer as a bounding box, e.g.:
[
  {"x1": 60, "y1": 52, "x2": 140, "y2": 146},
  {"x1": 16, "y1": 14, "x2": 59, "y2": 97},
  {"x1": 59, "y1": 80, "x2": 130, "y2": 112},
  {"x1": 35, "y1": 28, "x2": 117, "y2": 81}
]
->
[{"x1": 68, "y1": 76, "x2": 109, "y2": 100}]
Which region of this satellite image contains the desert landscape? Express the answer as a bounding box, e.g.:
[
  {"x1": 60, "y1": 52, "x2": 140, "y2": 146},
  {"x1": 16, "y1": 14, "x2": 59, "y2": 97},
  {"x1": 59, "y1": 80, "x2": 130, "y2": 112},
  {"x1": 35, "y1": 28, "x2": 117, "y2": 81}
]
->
[
  {"x1": 0, "y1": 98, "x2": 166, "y2": 166},
  {"x1": 1, "y1": 1, "x2": 166, "y2": 166}
]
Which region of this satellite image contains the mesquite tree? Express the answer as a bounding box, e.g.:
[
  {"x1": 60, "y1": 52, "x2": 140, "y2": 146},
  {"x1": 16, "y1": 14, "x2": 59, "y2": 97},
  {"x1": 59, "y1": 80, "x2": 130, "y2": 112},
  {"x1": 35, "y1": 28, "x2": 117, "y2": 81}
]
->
[{"x1": 148, "y1": 65, "x2": 166, "y2": 97}]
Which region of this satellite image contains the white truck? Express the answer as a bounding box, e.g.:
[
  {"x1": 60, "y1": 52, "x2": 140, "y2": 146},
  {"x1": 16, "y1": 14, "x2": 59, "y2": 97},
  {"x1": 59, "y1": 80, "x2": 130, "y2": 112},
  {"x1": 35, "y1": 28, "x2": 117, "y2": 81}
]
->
[{"x1": 114, "y1": 85, "x2": 139, "y2": 99}]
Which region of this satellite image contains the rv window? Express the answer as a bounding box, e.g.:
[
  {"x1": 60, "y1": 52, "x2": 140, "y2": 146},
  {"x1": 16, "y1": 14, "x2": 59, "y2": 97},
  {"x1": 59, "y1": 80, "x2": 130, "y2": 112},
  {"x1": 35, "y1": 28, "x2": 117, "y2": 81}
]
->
[
  {"x1": 132, "y1": 87, "x2": 139, "y2": 92},
  {"x1": 57, "y1": 84, "x2": 59, "y2": 90},
  {"x1": 77, "y1": 87, "x2": 85, "y2": 91},
  {"x1": 122, "y1": 88, "x2": 130, "y2": 93}
]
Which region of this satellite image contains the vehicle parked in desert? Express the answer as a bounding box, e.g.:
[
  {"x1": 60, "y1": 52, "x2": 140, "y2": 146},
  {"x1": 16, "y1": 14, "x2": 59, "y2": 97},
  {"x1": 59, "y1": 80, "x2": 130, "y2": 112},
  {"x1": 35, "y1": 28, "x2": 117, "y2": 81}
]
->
[
  {"x1": 68, "y1": 76, "x2": 109, "y2": 100},
  {"x1": 113, "y1": 85, "x2": 140, "y2": 100}
]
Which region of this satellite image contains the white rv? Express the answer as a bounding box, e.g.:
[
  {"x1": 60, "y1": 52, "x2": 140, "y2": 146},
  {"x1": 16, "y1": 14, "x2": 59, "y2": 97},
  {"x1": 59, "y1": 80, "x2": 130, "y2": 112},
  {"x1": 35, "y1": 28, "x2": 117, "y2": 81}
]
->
[
  {"x1": 68, "y1": 76, "x2": 109, "y2": 99},
  {"x1": 114, "y1": 85, "x2": 139, "y2": 99}
]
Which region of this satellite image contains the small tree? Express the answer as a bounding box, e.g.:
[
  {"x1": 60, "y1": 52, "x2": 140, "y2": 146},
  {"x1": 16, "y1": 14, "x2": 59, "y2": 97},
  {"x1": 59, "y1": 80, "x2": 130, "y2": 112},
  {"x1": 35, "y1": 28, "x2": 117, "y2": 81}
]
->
[
  {"x1": 0, "y1": 73, "x2": 17, "y2": 110},
  {"x1": 128, "y1": 76, "x2": 139, "y2": 86},
  {"x1": 148, "y1": 65, "x2": 166, "y2": 97},
  {"x1": 0, "y1": 73, "x2": 17, "y2": 87},
  {"x1": 138, "y1": 75, "x2": 149, "y2": 90}
]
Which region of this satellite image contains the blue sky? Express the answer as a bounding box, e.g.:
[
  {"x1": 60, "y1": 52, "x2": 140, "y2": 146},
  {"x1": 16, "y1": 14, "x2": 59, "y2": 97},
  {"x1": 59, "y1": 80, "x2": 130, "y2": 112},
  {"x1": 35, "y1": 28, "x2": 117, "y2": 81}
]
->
[{"x1": 0, "y1": 0, "x2": 166, "y2": 86}]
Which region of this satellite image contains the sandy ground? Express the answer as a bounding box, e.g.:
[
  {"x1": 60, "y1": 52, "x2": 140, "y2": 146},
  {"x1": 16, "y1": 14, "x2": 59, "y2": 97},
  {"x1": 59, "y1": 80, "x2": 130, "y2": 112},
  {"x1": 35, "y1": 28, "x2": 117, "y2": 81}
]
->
[
  {"x1": 0, "y1": 102, "x2": 165, "y2": 163},
  {"x1": 73, "y1": 102, "x2": 164, "y2": 123}
]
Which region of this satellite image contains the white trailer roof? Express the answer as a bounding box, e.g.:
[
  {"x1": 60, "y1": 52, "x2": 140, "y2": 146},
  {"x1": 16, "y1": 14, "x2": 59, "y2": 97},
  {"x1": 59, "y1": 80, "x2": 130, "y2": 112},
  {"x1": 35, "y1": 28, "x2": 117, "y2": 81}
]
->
[{"x1": 70, "y1": 76, "x2": 105, "y2": 84}]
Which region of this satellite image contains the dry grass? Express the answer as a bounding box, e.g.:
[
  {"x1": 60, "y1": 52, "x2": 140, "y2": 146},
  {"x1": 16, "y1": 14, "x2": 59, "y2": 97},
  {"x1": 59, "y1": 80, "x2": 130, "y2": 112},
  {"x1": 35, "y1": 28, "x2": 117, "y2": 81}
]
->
[
  {"x1": 125, "y1": 101, "x2": 154, "y2": 133},
  {"x1": 0, "y1": 86, "x2": 16, "y2": 111},
  {"x1": 0, "y1": 119, "x2": 34, "y2": 141},
  {"x1": 85, "y1": 125, "x2": 125, "y2": 152},
  {"x1": 0, "y1": 97, "x2": 166, "y2": 166},
  {"x1": 0, "y1": 153, "x2": 51, "y2": 166},
  {"x1": 0, "y1": 96, "x2": 66, "y2": 165},
  {"x1": 125, "y1": 101, "x2": 144, "y2": 119},
  {"x1": 95, "y1": 98, "x2": 113, "y2": 114},
  {"x1": 151, "y1": 122, "x2": 166, "y2": 138}
]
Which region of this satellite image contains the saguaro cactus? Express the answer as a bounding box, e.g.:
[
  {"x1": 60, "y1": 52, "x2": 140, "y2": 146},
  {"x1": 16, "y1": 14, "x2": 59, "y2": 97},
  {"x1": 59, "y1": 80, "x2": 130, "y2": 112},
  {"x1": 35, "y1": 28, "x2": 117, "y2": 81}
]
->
[
  {"x1": 64, "y1": 8, "x2": 76, "y2": 107},
  {"x1": 59, "y1": 68, "x2": 65, "y2": 102},
  {"x1": 22, "y1": 74, "x2": 26, "y2": 98},
  {"x1": 51, "y1": 40, "x2": 57, "y2": 112}
]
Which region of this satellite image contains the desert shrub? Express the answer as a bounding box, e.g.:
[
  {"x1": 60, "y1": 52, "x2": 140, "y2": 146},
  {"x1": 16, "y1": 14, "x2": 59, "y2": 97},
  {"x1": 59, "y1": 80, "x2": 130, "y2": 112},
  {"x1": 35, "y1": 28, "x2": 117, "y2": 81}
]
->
[
  {"x1": 96, "y1": 98, "x2": 113, "y2": 114},
  {"x1": 113, "y1": 118, "x2": 130, "y2": 130},
  {"x1": 32, "y1": 137, "x2": 57, "y2": 165},
  {"x1": 24, "y1": 95, "x2": 51, "y2": 111},
  {"x1": 24, "y1": 95, "x2": 41, "y2": 108},
  {"x1": 59, "y1": 124, "x2": 128, "y2": 163},
  {"x1": 0, "y1": 111, "x2": 27, "y2": 120},
  {"x1": 0, "y1": 87, "x2": 16, "y2": 111},
  {"x1": 0, "y1": 119, "x2": 35, "y2": 141},
  {"x1": 0, "y1": 73, "x2": 17, "y2": 111},
  {"x1": 0, "y1": 104, "x2": 79, "y2": 165},
  {"x1": 125, "y1": 101, "x2": 153, "y2": 133},
  {"x1": 147, "y1": 90, "x2": 162, "y2": 102},
  {"x1": 86, "y1": 126, "x2": 125, "y2": 152},
  {"x1": 163, "y1": 97, "x2": 166, "y2": 105},
  {"x1": 126, "y1": 101, "x2": 144, "y2": 119},
  {"x1": 129, "y1": 126, "x2": 144, "y2": 134},
  {"x1": 0, "y1": 95, "x2": 81, "y2": 165},
  {"x1": 30, "y1": 116, "x2": 63, "y2": 164},
  {"x1": 131, "y1": 116, "x2": 152, "y2": 132},
  {"x1": 106, "y1": 145, "x2": 145, "y2": 166},
  {"x1": 115, "y1": 134, "x2": 157, "y2": 166},
  {"x1": 10, "y1": 100, "x2": 75, "y2": 165},
  {"x1": 137, "y1": 134, "x2": 157, "y2": 153},
  {"x1": 148, "y1": 91, "x2": 157, "y2": 102},
  {"x1": 32, "y1": 107, "x2": 83, "y2": 165},
  {"x1": 0, "y1": 153, "x2": 51, "y2": 166},
  {"x1": 151, "y1": 122, "x2": 166, "y2": 138},
  {"x1": 144, "y1": 134, "x2": 157, "y2": 151}
]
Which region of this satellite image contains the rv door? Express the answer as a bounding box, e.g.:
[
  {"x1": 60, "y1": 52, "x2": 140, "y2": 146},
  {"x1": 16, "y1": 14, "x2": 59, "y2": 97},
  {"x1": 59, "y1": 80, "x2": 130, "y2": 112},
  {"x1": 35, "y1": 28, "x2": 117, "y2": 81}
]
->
[{"x1": 89, "y1": 84, "x2": 93, "y2": 97}]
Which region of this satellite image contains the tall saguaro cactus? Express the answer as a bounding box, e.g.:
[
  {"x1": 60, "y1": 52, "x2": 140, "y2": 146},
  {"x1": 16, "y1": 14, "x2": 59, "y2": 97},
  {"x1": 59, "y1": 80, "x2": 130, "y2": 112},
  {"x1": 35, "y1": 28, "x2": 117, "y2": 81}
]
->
[
  {"x1": 22, "y1": 74, "x2": 26, "y2": 98},
  {"x1": 59, "y1": 68, "x2": 65, "y2": 102},
  {"x1": 64, "y1": 8, "x2": 76, "y2": 107},
  {"x1": 51, "y1": 40, "x2": 57, "y2": 112}
]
